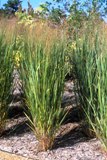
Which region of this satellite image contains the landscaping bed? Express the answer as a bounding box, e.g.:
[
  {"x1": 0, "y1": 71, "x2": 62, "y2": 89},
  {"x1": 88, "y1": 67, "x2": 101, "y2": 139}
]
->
[{"x1": 0, "y1": 80, "x2": 106, "y2": 160}]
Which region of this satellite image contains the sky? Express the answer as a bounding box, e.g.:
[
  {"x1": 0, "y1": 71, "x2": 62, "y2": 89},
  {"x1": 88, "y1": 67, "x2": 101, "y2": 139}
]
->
[{"x1": 0, "y1": 0, "x2": 52, "y2": 9}]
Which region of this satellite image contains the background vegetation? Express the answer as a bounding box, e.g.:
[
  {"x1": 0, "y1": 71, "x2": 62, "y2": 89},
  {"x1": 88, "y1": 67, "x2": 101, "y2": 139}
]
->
[{"x1": 1, "y1": 0, "x2": 107, "y2": 152}]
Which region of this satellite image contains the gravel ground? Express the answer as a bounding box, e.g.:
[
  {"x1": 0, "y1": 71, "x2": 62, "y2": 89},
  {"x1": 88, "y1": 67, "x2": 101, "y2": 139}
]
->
[
  {"x1": 0, "y1": 118, "x2": 106, "y2": 160},
  {"x1": 0, "y1": 75, "x2": 107, "y2": 160}
]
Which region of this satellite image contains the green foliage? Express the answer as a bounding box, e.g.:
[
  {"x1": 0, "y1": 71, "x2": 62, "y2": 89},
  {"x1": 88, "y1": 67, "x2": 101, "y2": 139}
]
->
[
  {"x1": 52, "y1": 0, "x2": 107, "y2": 18},
  {"x1": 34, "y1": 2, "x2": 66, "y2": 23},
  {"x1": 0, "y1": 33, "x2": 13, "y2": 134},
  {"x1": 27, "y1": 1, "x2": 34, "y2": 16},
  {"x1": 84, "y1": 0, "x2": 107, "y2": 17},
  {"x1": 34, "y1": 3, "x2": 49, "y2": 18},
  {"x1": 15, "y1": 11, "x2": 35, "y2": 27},
  {"x1": 20, "y1": 36, "x2": 67, "y2": 151},
  {"x1": 3, "y1": 0, "x2": 22, "y2": 14},
  {"x1": 72, "y1": 29, "x2": 107, "y2": 149},
  {"x1": 49, "y1": 8, "x2": 66, "y2": 24},
  {"x1": 67, "y1": 0, "x2": 87, "y2": 40}
]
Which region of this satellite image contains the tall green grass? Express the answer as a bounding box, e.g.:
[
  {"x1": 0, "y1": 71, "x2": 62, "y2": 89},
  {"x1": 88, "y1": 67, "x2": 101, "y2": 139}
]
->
[
  {"x1": 20, "y1": 37, "x2": 66, "y2": 151},
  {"x1": 72, "y1": 29, "x2": 107, "y2": 149},
  {"x1": 0, "y1": 32, "x2": 13, "y2": 134}
]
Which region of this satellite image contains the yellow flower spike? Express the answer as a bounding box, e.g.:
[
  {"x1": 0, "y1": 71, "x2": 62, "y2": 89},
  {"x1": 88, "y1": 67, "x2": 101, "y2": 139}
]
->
[
  {"x1": 71, "y1": 41, "x2": 76, "y2": 50},
  {"x1": 14, "y1": 50, "x2": 22, "y2": 68}
]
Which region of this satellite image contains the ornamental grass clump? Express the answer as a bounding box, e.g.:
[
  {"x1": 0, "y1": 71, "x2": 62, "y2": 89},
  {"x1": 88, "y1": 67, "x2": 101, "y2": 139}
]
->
[
  {"x1": 20, "y1": 38, "x2": 66, "y2": 151},
  {"x1": 0, "y1": 33, "x2": 13, "y2": 134},
  {"x1": 72, "y1": 26, "x2": 107, "y2": 149}
]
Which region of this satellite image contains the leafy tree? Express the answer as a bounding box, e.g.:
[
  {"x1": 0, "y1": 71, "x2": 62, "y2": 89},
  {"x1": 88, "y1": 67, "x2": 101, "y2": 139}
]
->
[
  {"x1": 3, "y1": 0, "x2": 22, "y2": 14},
  {"x1": 84, "y1": 0, "x2": 107, "y2": 16},
  {"x1": 68, "y1": 0, "x2": 87, "y2": 36},
  {"x1": 50, "y1": 0, "x2": 107, "y2": 37},
  {"x1": 0, "y1": 8, "x2": 6, "y2": 18},
  {"x1": 34, "y1": 3, "x2": 50, "y2": 19},
  {"x1": 53, "y1": 0, "x2": 107, "y2": 19},
  {"x1": 35, "y1": 2, "x2": 66, "y2": 24},
  {"x1": 27, "y1": 0, "x2": 34, "y2": 16},
  {"x1": 48, "y1": 7, "x2": 66, "y2": 24}
]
